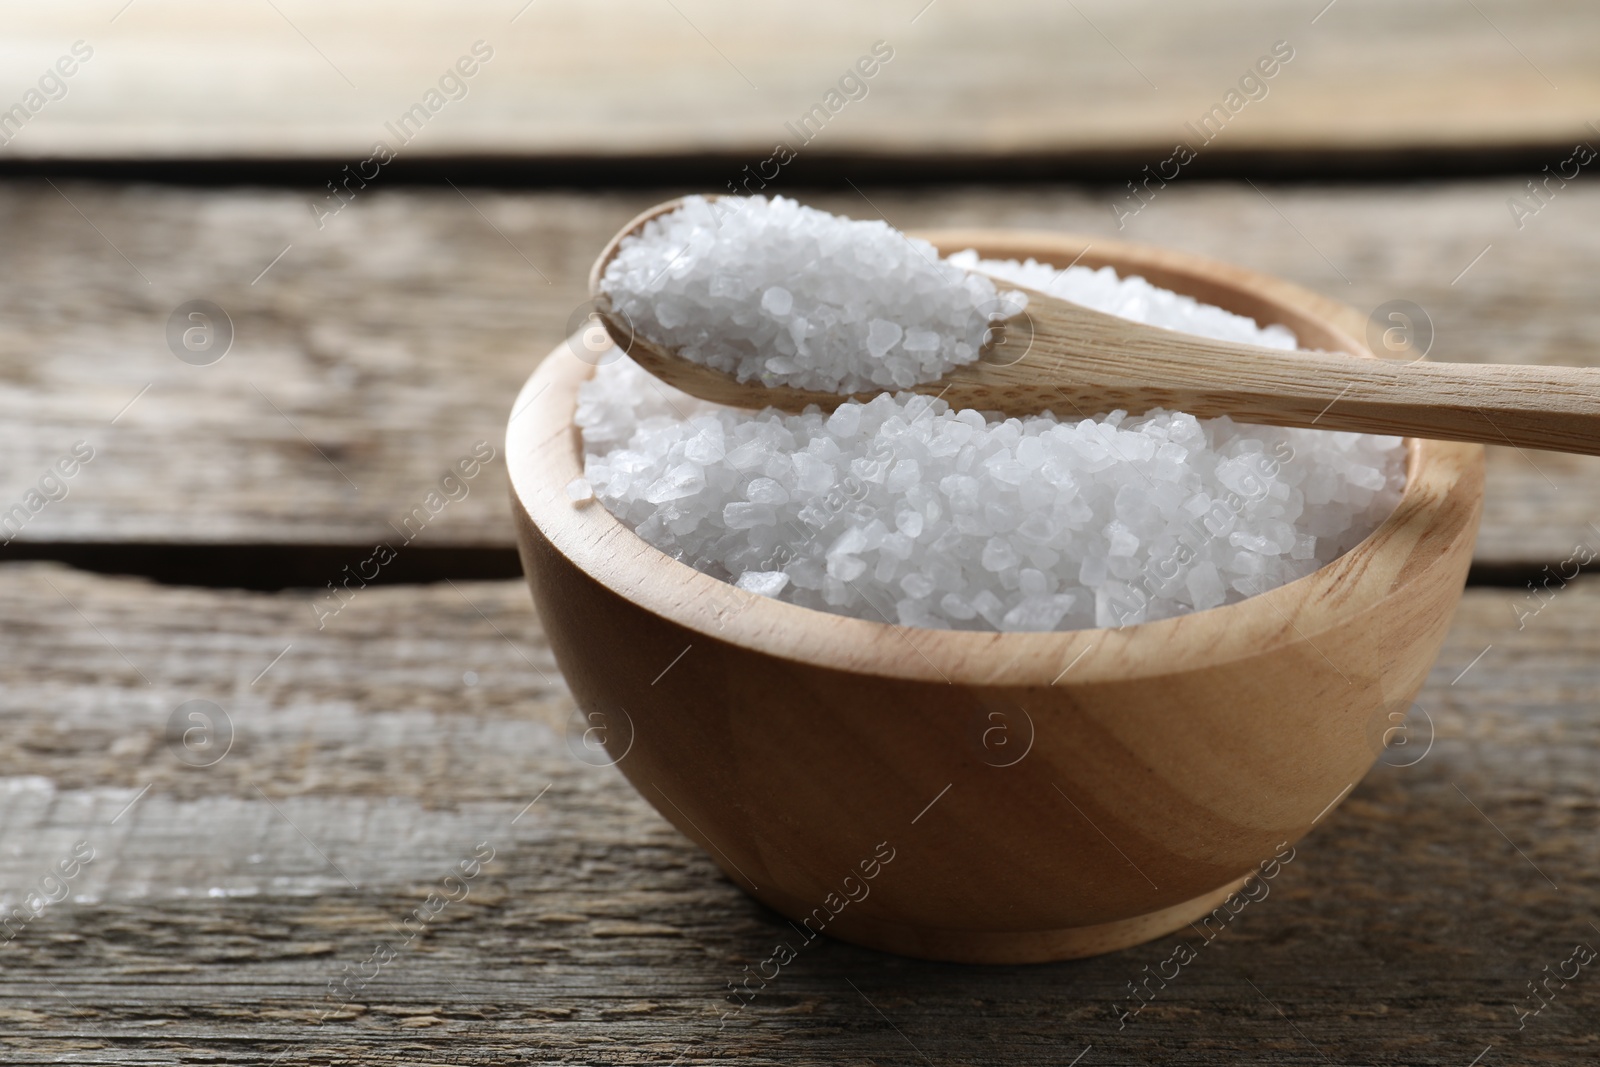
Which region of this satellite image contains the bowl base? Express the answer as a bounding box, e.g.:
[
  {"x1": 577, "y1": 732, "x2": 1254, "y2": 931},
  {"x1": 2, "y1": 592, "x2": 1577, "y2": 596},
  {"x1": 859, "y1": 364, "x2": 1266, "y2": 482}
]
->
[{"x1": 757, "y1": 876, "x2": 1251, "y2": 965}]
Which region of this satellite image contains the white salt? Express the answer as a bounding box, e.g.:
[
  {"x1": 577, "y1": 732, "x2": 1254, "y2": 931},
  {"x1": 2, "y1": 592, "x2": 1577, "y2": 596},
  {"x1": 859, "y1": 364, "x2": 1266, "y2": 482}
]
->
[
  {"x1": 576, "y1": 247, "x2": 1406, "y2": 633},
  {"x1": 950, "y1": 249, "x2": 1300, "y2": 353},
  {"x1": 599, "y1": 195, "x2": 1023, "y2": 394}
]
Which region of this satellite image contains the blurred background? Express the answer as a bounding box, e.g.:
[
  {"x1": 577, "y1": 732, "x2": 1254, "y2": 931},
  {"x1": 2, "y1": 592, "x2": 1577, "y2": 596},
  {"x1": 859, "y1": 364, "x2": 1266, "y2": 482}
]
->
[
  {"x1": 3, "y1": 2, "x2": 1599, "y2": 1064},
  {"x1": 4, "y1": 0, "x2": 1599, "y2": 573}
]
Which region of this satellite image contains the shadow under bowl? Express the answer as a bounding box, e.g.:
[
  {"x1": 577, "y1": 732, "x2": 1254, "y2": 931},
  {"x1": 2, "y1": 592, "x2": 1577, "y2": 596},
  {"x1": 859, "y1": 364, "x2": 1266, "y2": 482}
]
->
[{"x1": 507, "y1": 228, "x2": 1484, "y2": 964}]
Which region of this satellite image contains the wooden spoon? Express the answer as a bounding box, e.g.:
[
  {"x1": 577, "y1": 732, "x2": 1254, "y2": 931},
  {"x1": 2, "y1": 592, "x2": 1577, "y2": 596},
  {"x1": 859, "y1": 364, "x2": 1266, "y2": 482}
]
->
[{"x1": 590, "y1": 197, "x2": 1600, "y2": 455}]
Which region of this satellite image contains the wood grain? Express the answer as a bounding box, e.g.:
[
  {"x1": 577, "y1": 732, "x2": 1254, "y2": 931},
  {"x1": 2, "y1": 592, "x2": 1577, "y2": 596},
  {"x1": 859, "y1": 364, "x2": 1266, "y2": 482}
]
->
[
  {"x1": 2, "y1": 562, "x2": 1597, "y2": 1063},
  {"x1": 0, "y1": 1, "x2": 1596, "y2": 162},
  {"x1": 1, "y1": 181, "x2": 1596, "y2": 565}
]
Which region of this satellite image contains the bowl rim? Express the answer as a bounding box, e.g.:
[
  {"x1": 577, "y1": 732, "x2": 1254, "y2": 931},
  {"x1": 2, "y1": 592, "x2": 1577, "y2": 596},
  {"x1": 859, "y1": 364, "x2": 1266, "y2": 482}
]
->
[{"x1": 508, "y1": 228, "x2": 1484, "y2": 688}]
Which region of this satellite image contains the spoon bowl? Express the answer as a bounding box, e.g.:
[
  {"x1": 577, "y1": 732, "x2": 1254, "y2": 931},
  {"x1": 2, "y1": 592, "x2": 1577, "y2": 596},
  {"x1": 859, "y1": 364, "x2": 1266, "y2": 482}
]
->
[
  {"x1": 593, "y1": 197, "x2": 1600, "y2": 455},
  {"x1": 513, "y1": 227, "x2": 1484, "y2": 963}
]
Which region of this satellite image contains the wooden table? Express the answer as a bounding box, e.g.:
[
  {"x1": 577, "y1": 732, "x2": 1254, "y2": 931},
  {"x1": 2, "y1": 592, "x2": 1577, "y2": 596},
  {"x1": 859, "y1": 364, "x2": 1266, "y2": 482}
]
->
[{"x1": 3, "y1": 3, "x2": 1600, "y2": 1064}]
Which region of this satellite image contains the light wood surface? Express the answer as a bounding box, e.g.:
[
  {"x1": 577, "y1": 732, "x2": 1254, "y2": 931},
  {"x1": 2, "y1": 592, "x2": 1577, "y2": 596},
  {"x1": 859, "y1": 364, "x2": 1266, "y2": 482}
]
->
[
  {"x1": 516, "y1": 230, "x2": 1485, "y2": 962},
  {"x1": 2, "y1": 181, "x2": 1594, "y2": 566},
  {"x1": 0, "y1": 5, "x2": 1596, "y2": 1050},
  {"x1": 1, "y1": 1, "x2": 1597, "y2": 162},
  {"x1": 3, "y1": 563, "x2": 1597, "y2": 1062}
]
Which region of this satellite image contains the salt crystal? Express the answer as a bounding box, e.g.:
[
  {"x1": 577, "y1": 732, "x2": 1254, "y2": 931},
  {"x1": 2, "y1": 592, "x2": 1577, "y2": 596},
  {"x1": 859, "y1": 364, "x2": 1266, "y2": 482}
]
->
[
  {"x1": 745, "y1": 477, "x2": 790, "y2": 505},
  {"x1": 761, "y1": 286, "x2": 794, "y2": 316},
  {"x1": 866, "y1": 319, "x2": 904, "y2": 359},
  {"x1": 736, "y1": 570, "x2": 790, "y2": 597},
  {"x1": 723, "y1": 501, "x2": 776, "y2": 529}
]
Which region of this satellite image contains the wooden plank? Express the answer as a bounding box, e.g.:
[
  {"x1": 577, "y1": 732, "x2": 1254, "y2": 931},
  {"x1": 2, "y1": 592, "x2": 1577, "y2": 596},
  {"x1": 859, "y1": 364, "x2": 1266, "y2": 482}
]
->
[
  {"x1": 0, "y1": 1, "x2": 1596, "y2": 163},
  {"x1": 1, "y1": 181, "x2": 1596, "y2": 565},
  {"x1": 2, "y1": 562, "x2": 1597, "y2": 1064}
]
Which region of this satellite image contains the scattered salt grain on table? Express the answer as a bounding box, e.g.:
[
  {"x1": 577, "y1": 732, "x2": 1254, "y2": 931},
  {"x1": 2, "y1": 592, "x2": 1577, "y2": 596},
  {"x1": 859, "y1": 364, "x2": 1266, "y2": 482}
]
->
[
  {"x1": 599, "y1": 195, "x2": 1022, "y2": 394},
  {"x1": 579, "y1": 219, "x2": 1405, "y2": 632}
]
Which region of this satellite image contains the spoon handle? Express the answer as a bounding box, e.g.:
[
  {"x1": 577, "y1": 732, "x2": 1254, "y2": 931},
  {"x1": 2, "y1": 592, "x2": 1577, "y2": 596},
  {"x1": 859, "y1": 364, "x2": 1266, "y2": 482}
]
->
[
  {"x1": 1042, "y1": 340, "x2": 1600, "y2": 454},
  {"x1": 1014, "y1": 295, "x2": 1600, "y2": 454},
  {"x1": 1265, "y1": 357, "x2": 1600, "y2": 454}
]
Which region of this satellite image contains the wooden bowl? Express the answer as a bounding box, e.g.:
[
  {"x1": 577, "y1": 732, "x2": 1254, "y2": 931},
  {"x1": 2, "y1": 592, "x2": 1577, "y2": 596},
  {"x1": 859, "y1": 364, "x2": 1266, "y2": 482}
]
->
[{"x1": 507, "y1": 229, "x2": 1484, "y2": 964}]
